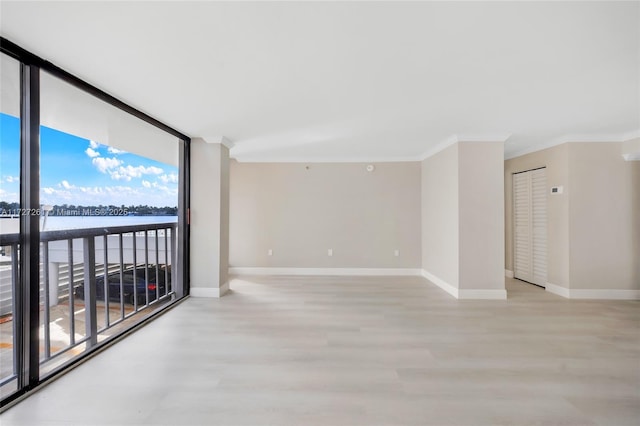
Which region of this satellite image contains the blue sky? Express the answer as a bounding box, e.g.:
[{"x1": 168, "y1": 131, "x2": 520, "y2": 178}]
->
[{"x1": 0, "y1": 113, "x2": 178, "y2": 207}]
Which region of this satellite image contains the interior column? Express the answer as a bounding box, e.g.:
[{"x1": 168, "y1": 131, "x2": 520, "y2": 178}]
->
[{"x1": 189, "y1": 137, "x2": 230, "y2": 297}]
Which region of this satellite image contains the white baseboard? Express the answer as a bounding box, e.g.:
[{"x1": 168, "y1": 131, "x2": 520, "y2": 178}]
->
[
  {"x1": 545, "y1": 283, "x2": 639, "y2": 300},
  {"x1": 420, "y1": 269, "x2": 459, "y2": 298},
  {"x1": 420, "y1": 269, "x2": 507, "y2": 299},
  {"x1": 458, "y1": 289, "x2": 508, "y2": 300},
  {"x1": 190, "y1": 281, "x2": 229, "y2": 298},
  {"x1": 545, "y1": 282, "x2": 570, "y2": 298},
  {"x1": 505, "y1": 269, "x2": 514, "y2": 278},
  {"x1": 228, "y1": 267, "x2": 422, "y2": 276}
]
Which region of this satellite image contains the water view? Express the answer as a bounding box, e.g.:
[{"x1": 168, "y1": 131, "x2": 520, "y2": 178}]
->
[{"x1": 0, "y1": 215, "x2": 178, "y2": 234}]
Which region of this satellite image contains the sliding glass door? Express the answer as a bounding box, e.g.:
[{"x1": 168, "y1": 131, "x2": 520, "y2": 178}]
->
[
  {"x1": 0, "y1": 40, "x2": 190, "y2": 407},
  {"x1": 0, "y1": 53, "x2": 22, "y2": 401}
]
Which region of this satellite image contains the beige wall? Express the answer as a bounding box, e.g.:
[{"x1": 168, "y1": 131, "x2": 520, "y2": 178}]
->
[
  {"x1": 505, "y1": 141, "x2": 639, "y2": 292},
  {"x1": 505, "y1": 144, "x2": 570, "y2": 287},
  {"x1": 458, "y1": 142, "x2": 505, "y2": 290},
  {"x1": 421, "y1": 141, "x2": 506, "y2": 296},
  {"x1": 568, "y1": 143, "x2": 639, "y2": 290},
  {"x1": 190, "y1": 140, "x2": 230, "y2": 295},
  {"x1": 219, "y1": 147, "x2": 230, "y2": 287},
  {"x1": 421, "y1": 144, "x2": 459, "y2": 286},
  {"x1": 229, "y1": 161, "x2": 422, "y2": 268}
]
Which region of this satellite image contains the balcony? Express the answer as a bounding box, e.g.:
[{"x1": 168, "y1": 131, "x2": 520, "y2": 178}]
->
[{"x1": 0, "y1": 221, "x2": 178, "y2": 400}]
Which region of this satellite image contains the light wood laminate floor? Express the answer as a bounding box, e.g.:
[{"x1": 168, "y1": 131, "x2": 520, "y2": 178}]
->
[{"x1": 1, "y1": 276, "x2": 639, "y2": 425}]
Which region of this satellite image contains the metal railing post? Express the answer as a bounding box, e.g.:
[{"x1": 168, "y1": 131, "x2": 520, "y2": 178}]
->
[
  {"x1": 102, "y1": 235, "x2": 109, "y2": 328},
  {"x1": 42, "y1": 242, "x2": 50, "y2": 360},
  {"x1": 67, "y1": 239, "x2": 75, "y2": 345},
  {"x1": 118, "y1": 233, "x2": 125, "y2": 320},
  {"x1": 144, "y1": 230, "x2": 149, "y2": 305},
  {"x1": 82, "y1": 237, "x2": 98, "y2": 347},
  {"x1": 10, "y1": 243, "x2": 19, "y2": 377}
]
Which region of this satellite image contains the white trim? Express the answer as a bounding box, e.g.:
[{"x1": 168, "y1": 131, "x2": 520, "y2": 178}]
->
[
  {"x1": 419, "y1": 135, "x2": 459, "y2": 161},
  {"x1": 567, "y1": 289, "x2": 640, "y2": 300},
  {"x1": 622, "y1": 152, "x2": 640, "y2": 161},
  {"x1": 200, "y1": 136, "x2": 235, "y2": 149},
  {"x1": 420, "y1": 133, "x2": 510, "y2": 161},
  {"x1": 505, "y1": 269, "x2": 514, "y2": 278},
  {"x1": 229, "y1": 267, "x2": 422, "y2": 276},
  {"x1": 545, "y1": 282, "x2": 570, "y2": 298},
  {"x1": 231, "y1": 133, "x2": 511, "y2": 163},
  {"x1": 621, "y1": 129, "x2": 640, "y2": 141},
  {"x1": 506, "y1": 130, "x2": 640, "y2": 160},
  {"x1": 544, "y1": 282, "x2": 640, "y2": 299},
  {"x1": 190, "y1": 281, "x2": 229, "y2": 298},
  {"x1": 420, "y1": 269, "x2": 458, "y2": 298},
  {"x1": 458, "y1": 289, "x2": 507, "y2": 300},
  {"x1": 554, "y1": 134, "x2": 632, "y2": 144}
]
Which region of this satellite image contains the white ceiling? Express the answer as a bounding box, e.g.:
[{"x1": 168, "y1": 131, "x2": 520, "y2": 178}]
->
[{"x1": 1, "y1": 1, "x2": 638, "y2": 162}]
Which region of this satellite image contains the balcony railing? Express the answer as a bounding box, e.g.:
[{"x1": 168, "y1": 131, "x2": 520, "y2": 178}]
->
[{"x1": 0, "y1": 221, "x2": 178, "y2": 394}]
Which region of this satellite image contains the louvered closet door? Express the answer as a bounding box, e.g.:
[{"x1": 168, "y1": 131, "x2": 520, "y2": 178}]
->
[{"x1": 513, "y1": 168, "x2": 547, "y2": 287}]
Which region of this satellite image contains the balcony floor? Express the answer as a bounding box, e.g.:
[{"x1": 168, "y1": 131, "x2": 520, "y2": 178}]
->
[{"x1": 1, "y1": 276, "x2": 639, "y2": 425}]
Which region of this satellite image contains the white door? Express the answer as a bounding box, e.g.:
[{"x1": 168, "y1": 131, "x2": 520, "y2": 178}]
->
[{"x1": 513, "y1": 168, "x2": 547, "y2": 286}]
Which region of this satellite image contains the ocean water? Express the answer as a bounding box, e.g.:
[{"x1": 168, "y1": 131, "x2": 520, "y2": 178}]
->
[{"x1": 0, "y1": 216, "x2": 178, "y2": 234}]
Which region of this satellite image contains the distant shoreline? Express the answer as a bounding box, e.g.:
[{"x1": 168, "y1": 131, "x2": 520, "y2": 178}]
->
[{"x1": 0, "y1": 215, "x2": 178, "y2": 233}]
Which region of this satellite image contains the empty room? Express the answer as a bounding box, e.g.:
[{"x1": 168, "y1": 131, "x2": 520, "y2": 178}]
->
[{"x1": 0, "y1": 1, "x2": 638, "y2": 425}]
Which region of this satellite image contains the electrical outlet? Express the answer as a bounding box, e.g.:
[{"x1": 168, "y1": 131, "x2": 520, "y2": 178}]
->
[
  {"x1": 394, "y1": 249, "x2": 400, "y2": 257},
  {"x1": 328, "y1": 249, "x2": 333, "y2": 257},
  {"x1": 268, "y1": 249, "x2": 273, "y2": 256}
]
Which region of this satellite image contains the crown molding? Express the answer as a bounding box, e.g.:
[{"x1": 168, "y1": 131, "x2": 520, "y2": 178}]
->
[
  {"x1": 228, "y1": 130, "x2": 639, "y2": 164},
  {"x1": 506, "y1": 129, "x2": 640, "y2": 160},
  {"x1": 198, "y1": 136, "x2": 235, "y2": 149},
  {"x1": 621, "y1": 129, "x2": 640, "y2": 141},
  {"x1": 418, "y1": 135, "x2": 459, "y2": 161},
  {"x1": 419, "y1": 133, "x2": 511, "y2": 161},
  {"x1": 231, "y1": 133, "x2": 511, "y2": 163}
]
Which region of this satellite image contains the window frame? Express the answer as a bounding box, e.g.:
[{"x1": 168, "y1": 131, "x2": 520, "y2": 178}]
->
[{"x1": 0, "y1": 37, "x2": 191, "y2": 408}]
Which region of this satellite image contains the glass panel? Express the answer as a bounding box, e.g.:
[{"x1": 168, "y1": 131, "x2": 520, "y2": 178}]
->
[
  {"x1": 0, "y1": 53, "x2": 21, "y2": 399},
  {"x1": 38, "y1": 71, "x2": 181, "y2": 378}
]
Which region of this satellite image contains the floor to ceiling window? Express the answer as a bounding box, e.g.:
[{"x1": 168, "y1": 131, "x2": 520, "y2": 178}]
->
[
  {"x1": 0, "y1": 39, "x2": 190, "y2": 407},
  {"x1": 0, "y1": 52, "x2": 21, "y2": 402}
]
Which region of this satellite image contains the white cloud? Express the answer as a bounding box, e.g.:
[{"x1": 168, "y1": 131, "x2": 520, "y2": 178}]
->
[
  {"x1": 85, "y1": 147, "x2": 100, "y2": 158},
  {"x1": 89, "y1": 140, "x2": 99, "y2": 149},
  {"x1": 90, "y1": 154, "x2": 165, "y2": 183},
  {"x1": 40, "y1": 184, "x2": 145, "y2": 206},
  {"x1": 110, "y1": 165, "x2": 163, "y2": 180},
  {"x1": 107, "y1": 146, "x2": 126, "y2": 154},
  {"x1": 92, "y1": 157, "x2": 123, "y2": 173},
  {"x1": 142, "y1": 180, "x2": 151, "y2": 188},
  {"x1": 78, "y1": 186, "x2": 105, "y2": 195},
  {"x1": 5, "y1": 176, "x2": 18, "y2": 183},
  {"x1": 108, "y1": 170, "x2": 132, "y2": 182},
  {"x1": 60, "y1": 180, "x2": 74, "y2": 190},
  {"x1": 40, "y1": 182, "x2": 175, "y2": 208},
  {"x1": 0, "y1": 188, "x2": 18, "y2": 202},
  {"x1": 158, "y1": 173, "x2": 178, "y2": 184}
]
